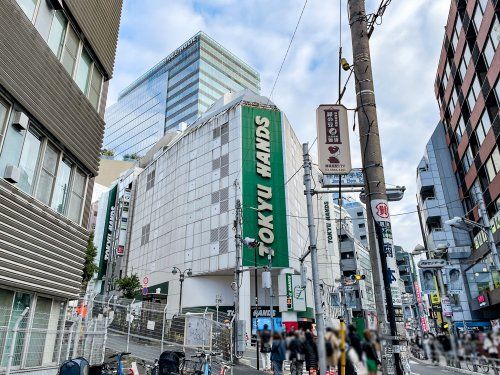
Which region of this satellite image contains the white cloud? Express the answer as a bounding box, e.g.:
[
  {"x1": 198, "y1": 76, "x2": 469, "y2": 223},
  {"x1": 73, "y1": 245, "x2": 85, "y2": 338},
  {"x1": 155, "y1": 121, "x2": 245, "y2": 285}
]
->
[{"x1": 108, "y1": 0, "x2": 450, "y2": 251}]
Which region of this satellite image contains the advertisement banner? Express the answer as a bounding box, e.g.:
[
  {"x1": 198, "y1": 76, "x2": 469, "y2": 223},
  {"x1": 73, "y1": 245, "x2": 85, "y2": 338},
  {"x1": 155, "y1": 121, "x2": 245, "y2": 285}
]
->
[
  {"x1": 278, "y1": 274, "x2": 306, "y2": 312},
  {"x1": 97, "y1": 185, "x2": 117, "y2": 280},
  {"x1": 242, "y1": 106, "x2": 288, "y2": 267},
  {"x1": 371, "y1": 199, "x2": 402, "y2": 307},
  {"x1": 445, "y1": 266, "x2": 464, "y2": 294},
  {"x1": 420, "y1": 269, "x2": 437, "y2": 294},
  {"x1": 316, "y1": 104, "x2": 352, "y2": 175}
]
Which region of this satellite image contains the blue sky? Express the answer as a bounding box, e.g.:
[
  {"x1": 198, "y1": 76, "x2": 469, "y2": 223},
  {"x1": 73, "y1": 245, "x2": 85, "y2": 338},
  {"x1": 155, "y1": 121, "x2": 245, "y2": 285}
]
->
[{"x1": 107, "y1": 0, "x2": 451, "y2": 251}]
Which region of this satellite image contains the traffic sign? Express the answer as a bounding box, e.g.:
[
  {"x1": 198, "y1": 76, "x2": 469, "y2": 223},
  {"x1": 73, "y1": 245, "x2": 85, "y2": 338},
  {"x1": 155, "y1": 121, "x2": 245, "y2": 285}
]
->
[{"x1": 418, "y1": 259, "x2": 446, "y2": 269}]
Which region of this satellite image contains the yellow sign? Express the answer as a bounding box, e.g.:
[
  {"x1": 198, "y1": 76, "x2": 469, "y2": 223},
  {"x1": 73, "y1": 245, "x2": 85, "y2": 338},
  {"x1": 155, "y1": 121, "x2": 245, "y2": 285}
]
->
[{"x1": 431, "y1": 292, "x2": 441, "y2": 305}]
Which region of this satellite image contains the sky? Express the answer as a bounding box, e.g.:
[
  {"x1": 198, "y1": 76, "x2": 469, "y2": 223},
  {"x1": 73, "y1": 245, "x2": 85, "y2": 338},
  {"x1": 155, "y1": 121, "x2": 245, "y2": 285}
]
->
[{"x1": 107, "y1": 0, "x2": 451, "y2": 252}]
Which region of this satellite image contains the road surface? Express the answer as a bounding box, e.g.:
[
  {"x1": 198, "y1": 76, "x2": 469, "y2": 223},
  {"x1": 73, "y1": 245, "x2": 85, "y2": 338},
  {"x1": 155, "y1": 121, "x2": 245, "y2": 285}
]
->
[{"x1": 409, "y1": 359, "x2": 466, "y2": 375}]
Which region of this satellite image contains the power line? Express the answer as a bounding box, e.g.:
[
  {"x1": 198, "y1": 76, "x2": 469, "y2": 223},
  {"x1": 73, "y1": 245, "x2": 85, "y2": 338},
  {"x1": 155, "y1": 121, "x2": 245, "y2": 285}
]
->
[
  {"x1": 267, "y1": 0, "x2": 309, "y2": 102},
  {"x1": 367, "y1": 0, "x2": 392, "y2": 38}
]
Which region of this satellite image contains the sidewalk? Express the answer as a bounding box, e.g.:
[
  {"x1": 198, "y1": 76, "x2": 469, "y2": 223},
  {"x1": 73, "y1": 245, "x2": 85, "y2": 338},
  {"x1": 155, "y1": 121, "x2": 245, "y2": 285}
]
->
[{"x1": 410, "y1": 355, "x2": 479, "y2": 375}]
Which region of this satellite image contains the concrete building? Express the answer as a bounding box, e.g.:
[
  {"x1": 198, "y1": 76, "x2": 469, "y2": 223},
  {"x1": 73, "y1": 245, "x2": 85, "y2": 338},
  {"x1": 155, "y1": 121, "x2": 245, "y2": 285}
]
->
[
  {"x1": 416, "y1": 122, "x2": 475, "y2": 325},
  {"x1": 337, "y1": 205, "x2": 376, "y2": 320},
  {"x1": 343, "y1": 200, "x2": 369, "y2": 248},
  {"x1": 121, "y1": 90, "x2": 343, "y2": 335},
  {"x1": 103, "y1": 32, "x2": 260, "y2": 159},
  {"x1": 0, "y1": 0, "x2": 121, "y2": 371},
  {"x1": 434, "y1": 0, "x2": 499, "y2": 319}
]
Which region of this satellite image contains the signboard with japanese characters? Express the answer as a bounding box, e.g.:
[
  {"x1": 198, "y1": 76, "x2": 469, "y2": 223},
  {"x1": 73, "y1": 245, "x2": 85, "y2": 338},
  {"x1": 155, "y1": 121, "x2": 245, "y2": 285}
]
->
[
  {"x1": 316, "y1": 104, "x2": 352, "y2": 175},
  {"x1": 321, "y1": 168, "x2": 364, "y2": 187},
  {"x1": 371, "y1": 199, "x2": 402, "y2": 308}
]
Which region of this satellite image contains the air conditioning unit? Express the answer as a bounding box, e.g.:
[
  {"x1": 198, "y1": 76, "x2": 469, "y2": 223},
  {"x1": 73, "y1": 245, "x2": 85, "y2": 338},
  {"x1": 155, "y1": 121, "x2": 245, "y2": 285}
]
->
[
  {"x1": 12, "y1": 111, "x2": 29, "y2": 130},
  {"x1": 4, "y1": 165, "x2": 20, "y2": 183}
]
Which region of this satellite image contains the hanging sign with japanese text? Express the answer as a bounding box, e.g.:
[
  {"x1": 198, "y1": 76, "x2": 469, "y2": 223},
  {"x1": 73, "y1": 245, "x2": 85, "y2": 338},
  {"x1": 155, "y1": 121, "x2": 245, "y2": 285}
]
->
[
  {"x1": 316, "y1": 104, "x2": 352, "y2": 175},
  {"x1": 371, "y1": 199, "x2": 402, "y2": 307}
]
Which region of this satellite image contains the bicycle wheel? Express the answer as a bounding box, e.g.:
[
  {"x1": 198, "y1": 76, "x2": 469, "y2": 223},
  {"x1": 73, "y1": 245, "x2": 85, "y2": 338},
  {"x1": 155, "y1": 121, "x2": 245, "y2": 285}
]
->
[
  {"x1": 479, "y1": 357, "x2": 490, "y2": 374},
  {"x1": 465, "y1": 358, "x2": 475, "y2": 372}
]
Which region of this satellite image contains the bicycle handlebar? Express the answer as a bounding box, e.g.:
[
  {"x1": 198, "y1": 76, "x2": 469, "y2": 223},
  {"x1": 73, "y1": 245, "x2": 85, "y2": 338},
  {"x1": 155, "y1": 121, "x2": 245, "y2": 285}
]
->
[{"x1": 108, "y1": 352, "x2": 131, "y2": 359}]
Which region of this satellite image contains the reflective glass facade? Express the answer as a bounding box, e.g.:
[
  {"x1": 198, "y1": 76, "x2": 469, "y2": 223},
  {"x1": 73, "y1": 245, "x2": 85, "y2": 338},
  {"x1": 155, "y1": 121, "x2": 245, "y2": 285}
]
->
[{"x1": 104, "y1": 32, "x2": 260, "y2": 159}]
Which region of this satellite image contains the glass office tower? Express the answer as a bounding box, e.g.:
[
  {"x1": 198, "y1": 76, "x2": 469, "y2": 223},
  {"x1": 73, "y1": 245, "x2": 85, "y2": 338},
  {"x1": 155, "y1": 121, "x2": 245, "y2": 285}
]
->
[{"x1": 104, "y1": 32, "x2": 260, "y2": 159}]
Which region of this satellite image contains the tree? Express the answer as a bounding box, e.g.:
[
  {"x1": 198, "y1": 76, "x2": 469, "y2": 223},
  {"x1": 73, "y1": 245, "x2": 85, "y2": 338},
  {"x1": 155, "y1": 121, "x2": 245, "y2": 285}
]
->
[
  {"x1": 115, "y1": 274, "x2": 141, "y2": 299},
  {"x1": 82, "y1": 232, "x2": 98, "y2": 290}
]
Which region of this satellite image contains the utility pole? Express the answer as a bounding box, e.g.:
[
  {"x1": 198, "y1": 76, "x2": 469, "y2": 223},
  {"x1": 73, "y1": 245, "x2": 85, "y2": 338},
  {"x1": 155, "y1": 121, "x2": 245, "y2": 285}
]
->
[
  {"x1": 303, "y1": 143, "x2": 328, "y2": 374},
  {"x1": 435, "y1": 268, "x2": 460, "y2": 368},
  {"x1": 234, "y1": 199, "x2": 242, "y2": 355},
  {"x1": 268, "y1": 254, "x2": 274, "y2": 335},
  {"x1": 347, "y1": 1, "x2": 407, "y2": 374}
]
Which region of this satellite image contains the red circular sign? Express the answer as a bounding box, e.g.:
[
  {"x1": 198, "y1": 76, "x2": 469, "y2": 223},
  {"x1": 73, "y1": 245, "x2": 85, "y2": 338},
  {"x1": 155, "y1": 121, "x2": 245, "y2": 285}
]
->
[
  {"x1": 375, "y1": 202, "x2": 389, "y2": 218},
  {"x1": 143, "y1": 277, "x2": 149, "y2": 285}
]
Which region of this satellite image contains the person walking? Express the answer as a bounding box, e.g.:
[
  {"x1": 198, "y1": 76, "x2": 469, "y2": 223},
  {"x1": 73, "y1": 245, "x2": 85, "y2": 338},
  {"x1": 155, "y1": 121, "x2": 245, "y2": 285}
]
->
[
  {"x1": 260, "y1": 324, "x2": 272, "y2": 372},
  {"x1": 324, "y1": 327, "x2": 340, "y2": 372},
  {"x1": 289, "y1": 331, "x2": 306, "y2": 375},
  {"x1": 484, "y1": 332, "x2": 499, "y2": 359},
  {"x1": 348, "y1": 324, "x2": 363, "y2": 360},
  {"x1": 362, "y1": 330, "x2": 380, "y2": 375},
  {"x1": 304, "y1": 331, "x2": 318, "y2": 374},
  {"x1": 271, "y1": 332, "x2": 287, "y2": 375}
]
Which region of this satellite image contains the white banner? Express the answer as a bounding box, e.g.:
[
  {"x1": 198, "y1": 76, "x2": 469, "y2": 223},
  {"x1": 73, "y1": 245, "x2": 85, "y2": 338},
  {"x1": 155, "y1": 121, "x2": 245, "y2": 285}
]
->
[
  {"x1": 371, "y1": 199, "x2": 402, "y2": 307},
  {"x1": 316, "y1": 104, "x2": 352, "y2": 175}
]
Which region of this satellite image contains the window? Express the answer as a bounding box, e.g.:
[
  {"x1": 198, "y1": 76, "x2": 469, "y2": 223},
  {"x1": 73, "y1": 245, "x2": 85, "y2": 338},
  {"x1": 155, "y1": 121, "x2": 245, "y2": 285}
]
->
[
  {"x1": 146, "y1": 170, "x2": 156, "y2": 191},
  {"x1": 443, "y1": 61, "x2": 450, "y2": 89},
  {"x1": 485, "y1": 146, "x2": 500, "y2": 183},
  {"x1": 141, "y1": 224, "x2": 150, "y2": 245},
  {"x1": 473, "y1": 3, "x2": 484, "y2": 32},
  {"x1": 358, "y1": 223, "x2": 365, "y2": 229},
  {"x1": 17, "y1": 130, "x2": 41, "y2": 194},
  {"x1": 455, "y1": 116, "x2": 465, "y2": 143},
  {"x1": 67, "y1": 168, "x2": 86, "y2": 223},
  {"x1": 51, "y1": 159, "x2": 72, "y2": 214},
  {"x1": 61, "y1": 26, "x2": 79, "y2": 76},
  {"x1": 360, "y1": 235, "x2": 367, "y2": 240},
  {"x1": 476, "y1": 110, "x2": 491, "y2": 145},
  {"x1": 34, "y1": 0, "x2": 53, "y2": 40},
  {"x1": 16, "y1": 0, "x2": 37, "y2": 20},
  {"x1": 467, "y1": 75, "x2": 482, "y2": 112},
  {"x1": 47, "y1": 11, "x2": 67, "y2": 58},
  {"x1": 462, "y1": 146, "x2": 474, "y2": 173},
  {"x1": 0, "y1": 99, "x2": 9, "y2": 148},
  {"x1": 356, "y1": 211, "x2": 363, "y2": 217},
  {"x1": 75, "y1": 49, "x2": 92, "y2": 93},
  {"x1": 35, "y1": 143, "x2": 59, "y2": 205},
  {"x1": 88, "y1": 65, "x2": 103, "y2": 110}
]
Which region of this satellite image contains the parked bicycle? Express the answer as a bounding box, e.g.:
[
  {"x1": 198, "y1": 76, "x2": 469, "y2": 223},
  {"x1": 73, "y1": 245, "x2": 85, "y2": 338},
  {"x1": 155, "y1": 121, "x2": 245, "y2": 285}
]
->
[
  {"x1": 464, "y1": 354, "x2": 493, "y2": 374},
  {"x1": 140, "y1": 359, "x2": 159, "y2": 375},
  {"x1": 180, "y1": 351, "x2": 225, "y2": 375},
  {"x1": 102, "y1": 352, "x2": 134, "y2": 375}
]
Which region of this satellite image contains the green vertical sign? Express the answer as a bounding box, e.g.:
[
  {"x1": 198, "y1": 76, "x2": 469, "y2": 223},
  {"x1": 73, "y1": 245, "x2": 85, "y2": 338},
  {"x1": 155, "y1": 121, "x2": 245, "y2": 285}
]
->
[
  {"x1": 242, "y1": 106, "x2": 289, "y2": 268},
  {"x1": 97, "y1": 184, "x2": 117, "y2": 280}
]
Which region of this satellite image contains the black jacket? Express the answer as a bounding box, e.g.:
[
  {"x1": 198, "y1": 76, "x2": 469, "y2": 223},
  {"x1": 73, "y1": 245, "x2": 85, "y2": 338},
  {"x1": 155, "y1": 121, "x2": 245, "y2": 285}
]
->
[
  {"x1": 348, "y1": 331, "x2": 363, "y2": 359},
  {"x1": 289, "y1": 337, "x2": 305, "y2": 361},
  {"x1": 304, "y1": 340, "x2": 318, "y2": 370},
  {"x1": 362, "y1": 341, "x2": 380, "y2": 363}
]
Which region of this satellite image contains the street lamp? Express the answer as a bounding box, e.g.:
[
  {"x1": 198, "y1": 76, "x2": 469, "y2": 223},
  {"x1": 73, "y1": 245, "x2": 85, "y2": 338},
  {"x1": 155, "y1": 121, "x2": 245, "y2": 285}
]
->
[{"x1": 172, "y1": 267, "x2": 192, "y2": 314}]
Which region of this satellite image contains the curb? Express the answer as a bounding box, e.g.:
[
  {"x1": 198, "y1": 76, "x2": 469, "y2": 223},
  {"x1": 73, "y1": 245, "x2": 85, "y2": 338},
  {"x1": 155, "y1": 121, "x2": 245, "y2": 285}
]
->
[{"x1": 410, "y1": 356, "x2": 477, "y2": 375}]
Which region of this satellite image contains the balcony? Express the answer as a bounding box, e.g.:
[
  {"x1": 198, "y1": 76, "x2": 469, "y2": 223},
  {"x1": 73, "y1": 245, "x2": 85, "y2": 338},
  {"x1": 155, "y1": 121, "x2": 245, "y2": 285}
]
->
[
  {"x1": 341, "y1": 258, "x2": 357, "y2": 271},
  {"x1": 340, "y1": 239, "x2": 354, "y2": 253},
  {"x1": 417, "y1": 168, "x2": 434, "y2": 194},
  {"x1": 421, "y1": 198, "x2": 443, "y2": 224}
]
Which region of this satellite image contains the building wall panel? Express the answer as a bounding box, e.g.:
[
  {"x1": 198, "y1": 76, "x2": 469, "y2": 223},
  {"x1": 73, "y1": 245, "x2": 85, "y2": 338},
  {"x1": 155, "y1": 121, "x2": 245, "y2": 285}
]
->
[
  {"x1": 0, "y1": 0, "x2": 107, "y2": 175},
  {"x1": 65, "y1": 0, "x2": 123, "y2": 78},
  {"x1": 0, "y1": 180, "x2": 87, "y2": 299}
]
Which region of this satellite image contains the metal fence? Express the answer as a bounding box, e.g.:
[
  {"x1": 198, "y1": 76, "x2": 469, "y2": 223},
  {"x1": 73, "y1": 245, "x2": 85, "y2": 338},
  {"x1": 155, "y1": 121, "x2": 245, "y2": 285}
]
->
[
  {"x1": 91, "y1": 295, "x2": 234, "y2": 364},
  {"x1": 0, "y1": 305, "x2": 107, "y2": 374}
]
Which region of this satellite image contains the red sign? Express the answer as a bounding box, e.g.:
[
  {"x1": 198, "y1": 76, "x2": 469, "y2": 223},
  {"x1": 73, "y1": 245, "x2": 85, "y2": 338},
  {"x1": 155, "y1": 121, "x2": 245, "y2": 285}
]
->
[{"x1": 375, "y1": 202, "x2": 389, "y2": 218}]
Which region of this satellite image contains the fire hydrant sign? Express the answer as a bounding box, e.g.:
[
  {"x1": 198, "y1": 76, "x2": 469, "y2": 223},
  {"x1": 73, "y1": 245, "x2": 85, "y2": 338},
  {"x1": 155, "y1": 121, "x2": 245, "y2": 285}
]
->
[{"x1": 316, "y1": 104, "x2": 352, "y2": 175}]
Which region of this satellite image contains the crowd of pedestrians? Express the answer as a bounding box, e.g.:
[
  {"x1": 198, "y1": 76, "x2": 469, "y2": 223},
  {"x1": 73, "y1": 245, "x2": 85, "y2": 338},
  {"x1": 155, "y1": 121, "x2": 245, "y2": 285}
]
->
[
  {"x1": 258, "y1": 324, "x2": 380, "y2": 375},
  {"x1": 412, "y1": 327, "x2": 500, "y2": 366}
]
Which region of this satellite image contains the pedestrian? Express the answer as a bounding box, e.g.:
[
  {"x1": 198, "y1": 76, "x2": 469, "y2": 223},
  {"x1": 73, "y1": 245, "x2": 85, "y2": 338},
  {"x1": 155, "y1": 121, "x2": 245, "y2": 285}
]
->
[
  {"x1": 271, "y1": 332, "x2": 287, "y2": 375},
  {"x1": 304, "y1": 331, "x2": 318, "y2": 374},
  {"x1": 259, "y1": 324, "x2": 272, "y2": 372},
  {"x1": 362, "y1": 330, "x2": 380, "y2": 375},
  {"x1": 422, "y1": 333, "x2": 431, "y2": 360},
  {"x1": 324, "y1": 327, "x2": 340, "y2": 372},
  {"x1": 289, "y1": 331, "x2": 306, "y2": 375},
  {"x1": 347, "y1": 324, "x2": 363, "y2": 360},
  {"x1": 484, "y1": 332, "x2": 499, "y2": 359}
]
